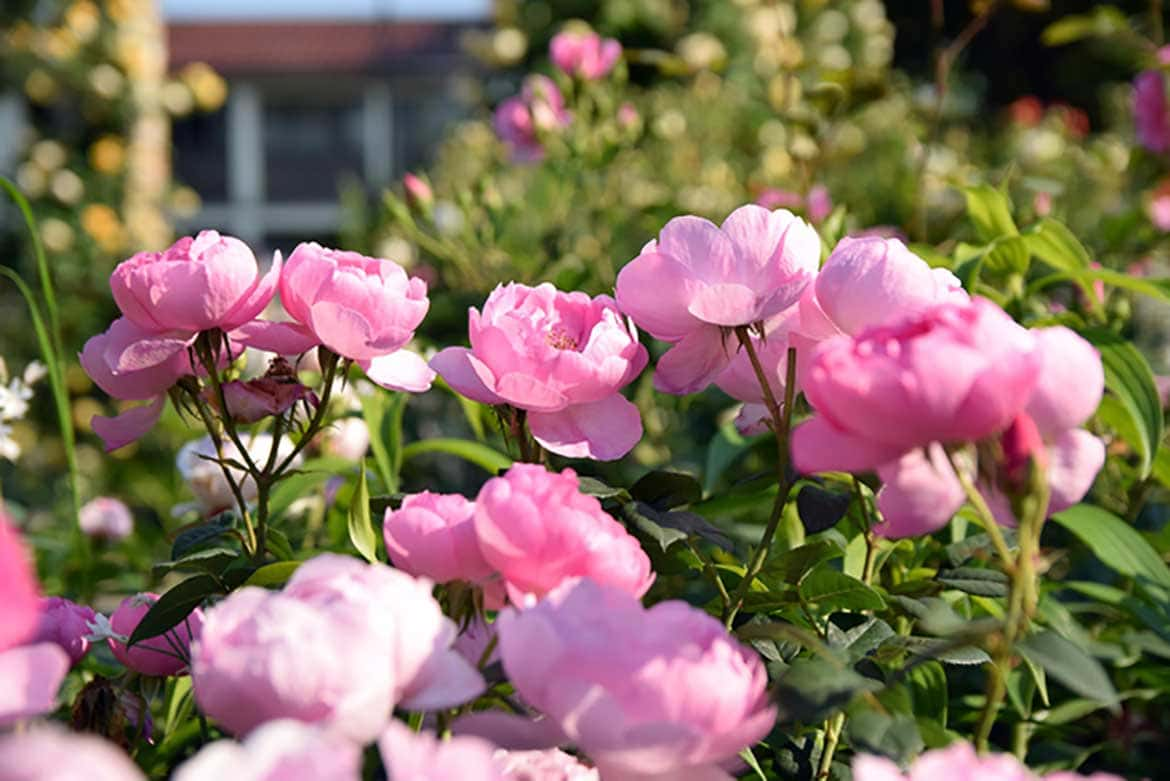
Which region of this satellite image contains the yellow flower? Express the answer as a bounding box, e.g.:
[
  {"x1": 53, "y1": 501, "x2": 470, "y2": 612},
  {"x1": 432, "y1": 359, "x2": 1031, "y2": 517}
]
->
[
  {"x1": 180, "y1": 62, "x2": 228, "y2": 112},
  {"x1": 81, "y1": 203, "x2": 126, "y2": 252},
  {"x1": 65, "y1": 1, "x2": 102, "y2": 42},
  {"x1": 89, "y1": 135, "x2": 126, "y2": 174}
]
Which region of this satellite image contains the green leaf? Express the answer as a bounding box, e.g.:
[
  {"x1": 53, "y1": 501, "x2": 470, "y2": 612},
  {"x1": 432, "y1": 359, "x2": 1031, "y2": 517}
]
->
[
  {"x1": 152, "y1": 547, "x2": 240, "y2": 578},
  {"x1": 937, "y1": 567, "x2": 1010, "y2": 597},
  {"x1": 244, "y1": 561, "x2": 302, "y2": 588},
  {"x1": 620, "y1": 501, "x2": 732, "y2": 552},
  {"x1": 982, "y1": 234, "x2": 1030, "y2": 276},
  {"x1": 577, "y1": 476, "x2": 629, "y2": 501},
  {"x1": 907, "y1": 660, "x2": 949, "y2": 724},
  {"x1": 1049, "y1": 504, "x2": 1170, "y2": 589},
  {"x1": 1023, "y1": 218, "x2": 1091, "y2": 271},
  {"x1": 269, "y1": 457, "x2": 355, "y2": 520},
  {"x1": 798, "y1": 564, "x2": 885, "y2": 611},
  {"x1": 401, "y1": 438, "x2": 512, "y2": 473},
  {"x1": 963, "y1": 184, "x2": 1018, "y2": 242},
  {"x1": 170, "y1": 513, "x2": 237, "y2": 560},
  {"x1": 773, "y1": 658, "x2": 882, "y2": 723},
  {"x1": 762, "y1": 539, "x2": 844, "y2": 585},
  {"x1": 360, "y1": 392, "x2": 407, "y2": 493},
  {"x1": 1041, "y1": 7, "x2": 1130, "y2": 46},
  {"x1": 1017, "y1": 630, "x2": 1118, "y2": 707},
  {"x1": 796, "y1": 483, "x2": 851, "y2": 534},
  {"x1": 347, "y1": 463, "x2": 378, "y2": 563},
  {"x1": 630, "y1": 470, "x2": 702, "y2": 510},
  {"x1": 128, "y1": 575, "x2": 223, "y2": 647},
  {"x1": 846, "y1": 709, "x2": 924, "y2": 764},
  {"x1": 704, "y1": 422, "x2": 756, "y2": 493},
  {"x1": 1081, "y1": 328, "x2": 1163, "y2": 478}
]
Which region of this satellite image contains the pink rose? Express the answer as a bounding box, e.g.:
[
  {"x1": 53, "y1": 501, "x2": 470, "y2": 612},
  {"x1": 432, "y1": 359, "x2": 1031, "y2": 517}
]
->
[
  {"x1": 713, "y1": 304, "x2": 801, "y2": 434},
  {"x1": 238, "y1": 243, "x2": 434, "y2": 393},
  {"x1": 283, "y1": 554, "x2": 485, "y2": 711},
  {"x1": 214, "y1": 377, "x2": 317, "y2": 424},
  {"x1": 1134, "y1": 70, "x2": 1170, "y2": 154},
  {"x1": 33, "y1": 596, "x2": 96, "y2": 665},
  {"x1": 384, "y1": 492, "x2": 495, "y2": 586},
  {"x1": 108, "y1": 592, "x2": 203, "y2": 677},
  {"x1": 616, "y1": 204, "x2": 820, "y2": 394},
  {"x1": 495, "y1": 748, "x2": 600, "y2": 780},
  {"x1": 431, "y1": 282, "x2": 648, "y2": 460},
  {"x1": 191, "y1": 586, "x2": 395, "y2": 741},
  {"x1": 0, "y1": 511, "x2": 40, "y2": 653},
  {"x1": 489, "y1": 578, "x2": 776, "y2": 780},
  {"x1": 494, "y1": 76, "x2": 572, "y2": 162},
  {"x1": 111, "y1": 231, "x2": 278, "y2": 334},
  {"x1": 319, "y1": 417, "x2": 370, "y2": 461},
  {"x1": 380, "y1": 721, "x2": 503, "y2": 781},
  {"x1": 474, "y1": 465, "x2": 654, "y2": 603},
  {"x1": 173, "y1": 719, "x2": 362, "y2": 781},
  {"x1": 853, "y1": 741, "x2": 1123, "y2": 781},
  {"x1": 550, "y1": 30, "x2": 622, "y2": 80},
  {"x1": 0, "y1": 726, "x2": 146, "y2": 781},
  {"x1": 78, "y1": 497, "x2": 134, "y2": 540}
]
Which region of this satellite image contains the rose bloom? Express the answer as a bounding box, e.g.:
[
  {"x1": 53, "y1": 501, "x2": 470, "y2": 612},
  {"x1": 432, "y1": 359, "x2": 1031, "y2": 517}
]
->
[
  {"x1": 0, "y1": 511, "x2": 41, "y2": 652},
  {"x1": 494, "y1": 75, "x2": 572, "y2": 162},
  {"x1": 0, "y1": 726, "x2": 146, "y2": 781},
  {"x1": 713, "y1": 304, "x2": 801, "y2": 435},
  {"x1": 379, "y1": 722, "x2": 502, "y2": 781},
  {"x1": 33, "y1": 596, "x2": 96, "y2": 665},
  {"x1": 495, "y1": 749, "x2": 599, "y2": 780},
  {"x1": 550, "y1": 30, "x2": 621, "y2": 80},
  {"x1": 853, "y1": 741, "x2": 1122, "y2": 781},
  {"x1": 320, "y1": 416, "x2": 371, "y2": 461},
  {"x1": 431, "y1": 283, "x2": 648, "y2": 460},
  {"x1": 78, "y1": 497, "x2": 133, "y2": 541},
  {"x1": 616, "y1": 204, "x2": 820, "y2": 395},
  {"x1": 384, "y1": 491, "x2": 495, "y2": 586},
  {"x1": 1134, "y1": 70, "x2": 1170, "y2": 154},
  {"x1": 473, "y1": 465, "x2": 654, "y2": 603},
  {"x1": 173, "y1": 719, "x2": 362, "y2": 781},
  {"x1": 107, "y1": 593, "x2": 203, "y2": 677},
  {"x1": 176, "y1": 434, "x2": 300, "y2": 517},
  {"x1": 484, "y1": 578, "x2": 776, "y2": 781}
]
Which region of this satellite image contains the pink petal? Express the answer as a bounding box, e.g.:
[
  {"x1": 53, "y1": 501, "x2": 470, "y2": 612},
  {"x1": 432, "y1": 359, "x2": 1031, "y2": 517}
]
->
[
  {"x1": 230, "y1": 320, "x2": 319, "y2": 355},
  {"x1": 614, "y1": 248, "x2": 702, "y2": 342},
  {"x1": 430, "y1": 347, "x2": 504, "y2": 405},
  {"x1": 360, "y1": 349, "x2": 436, "y2": 393},
  {"x1": 652, "y1": 328, "x2": 730, "y2": 396},
  {"x1": 398, "y1": 650, "x2": 486, "y2": 711},
  {"x1": 790, "y1": 416, "x2": 908, "y2": 474},
  {"x1": 852, "y1": 755, "x2": 908, "y2": 781},
  {"x1": 1047, "y1": 428, "x2": 1106, "y2": 514},
  {"x1": 528, "y1": 395, "x2": 643, "y2": 461},
  {"x1": 307, "y1": 300, "x2": 378, "y2": 361},
  {"x1": 686, "y1": 283, "x2": 761, "y2": 327},
  {"x1": 495, "y1": 373, "x2": 568, "y2": 412},
  {"x1": 1026, "y1": 327, "x2": 1105, "y2": 439},
  {"x1": 220, "y1": 250, "x2": 282, "y2": 330},
  {"x1": 873, "y1": 444, "x2": 965, "y2": 538},
  {"x1": 92, "y1": 396, "x2": 166, "y2": 452},
  {"x1": 107, "y1": 330, "x2": 194, "y2": 373},
  {"x1": 452, "y1": 712, "x2": 566, "y2": 751},
  {"x1": 0, "y1": 643, "x2": 69, "y2": 726}
]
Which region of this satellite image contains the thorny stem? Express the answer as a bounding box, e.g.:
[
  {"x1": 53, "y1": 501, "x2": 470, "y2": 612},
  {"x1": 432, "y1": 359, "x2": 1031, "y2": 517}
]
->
[
  {"x1": 948, "y1": 449, "x2": 1016, "y2": 575},
  {"x1": 189, "y1": 387, "x2": 257, "y2": 555},
  {"x1": 193, "y1": 333, "x2": 261, "y2": 477},
  {"x1": 723, "y1": 332, "x2": 797, "y2": 629}
]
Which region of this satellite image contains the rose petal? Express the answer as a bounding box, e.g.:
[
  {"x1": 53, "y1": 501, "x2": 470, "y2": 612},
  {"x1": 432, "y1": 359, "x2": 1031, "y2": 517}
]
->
[
  {"x1": 92, "y1": 396, "x2": 166, "y2": 452},
  {"x1": 528, "y1": 395, "x2": 643, "y2": 461},
  {"x1": 360, "y1": 349, "x2": 436, "y2": 393}
]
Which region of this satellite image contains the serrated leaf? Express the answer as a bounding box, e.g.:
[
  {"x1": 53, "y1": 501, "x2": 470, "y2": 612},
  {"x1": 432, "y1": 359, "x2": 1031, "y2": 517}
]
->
[
  {"x1": 796, "y1": 483, "x2": 850, "y2": 534},
  {"x1": 945, "y1": 528, "x2": 1018, "y2": 566},
  {"x1": 347, "y1": 463, "x2": 377, "y2": 563},
  {"x1": 152, "y1": 547, "x2": 239, "y2": 578},
  {"x1": 244, "y1": 561, "x2": 302, "y2": 588},
  {"x1": 577, "y1": 476, "x2": 629, "y2": 500},
  {"x1": 1082, "y1": 328, "x2": 1163, "y2": 478},
  {"x1": 171, "y1": 513, "x2": 236, "y2": 560},
  {"x1": 907, "y1": 660, "x2": 948, "y2": 724},
  {"x1": 621, "y1": 501, "x2": 731, "y2": 551},
  {"x1": 1049, "y1": 504, "x2": 1170, "y2": 589},
  {"x1": 799, "y1": 564, "x2": 885, "y2": 611},
  {"x1": 937, "y1": 567, "x2": 1010, "y2": 597},
  {"x1": 846, "y1": 709, "x2": 924, "y2": 764},
  {"x1": 630, "y1": 470, "x2": 702, "y2": 510},
  {"x1": 762, "y1": 539, "x2": 844, "y2": 585},
  {"x1": 128, "y1": 575, "x2": 222, "y2": 647},
  {"x1": 888, "y1": 636, "x2": 992, "y2": 666},
  {"x1": 1017, "y1": 630, "x2": 1118, "y2": 707},
  {"x1": 964, "y1": 184, "x2": 1018, "y2": 242},
  {"x1": 827, "y1": 616, "x2": 895, "y2": 662},
  {"x1": 774, "y1": 658, "x2": 882, "y2": 723}
]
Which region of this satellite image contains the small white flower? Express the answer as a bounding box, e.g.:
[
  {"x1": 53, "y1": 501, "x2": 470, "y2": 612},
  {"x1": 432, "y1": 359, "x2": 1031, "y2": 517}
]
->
[{"x1": 86, "y1": 613, "x2": 128, "y2": 644}]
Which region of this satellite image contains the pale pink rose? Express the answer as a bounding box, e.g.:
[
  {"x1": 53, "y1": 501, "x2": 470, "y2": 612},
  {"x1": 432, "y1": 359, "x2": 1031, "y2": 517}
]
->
[
  {"x1": 495, "y1": 748, "x2": 600, "y2": 780},
  {"x1": 107, "y1": 592, "x2": 203, "y2": 677},
  {"x1": 173, "y1": 719, "x2": 362, "y2": 781},
  {"x1": 191, "y1": 585, "x2": 395, "y2": 741},
  {"x1": 384, "y1": 492, "x2": 495, "y2": 586},
  {"x1": 616, "y1": 204, "x2": 820, "y2": 395},
  {"x1": 494, "y1": 76, "x2": 572, "y2": 162},
  {"x1": 473, "y1": 465, "x2": 653, "y2": 603},
  {"x1": 431, "y1": 282, "x2": 648, "y2": 460},
  {"x1": 176, "y1": 434, "x2": 300, "y2": 517},
  {"x1": 806, "y1": 184, "x2": 833, "y2": 223},
  {"x1": 853, "y1": 742, "x2": 1123, "y2": 781},
  {"x1": 379, "y1": 721, "x2": 503, "y2": 781},
  {"x1": 0, "y1": 511, "x2": 41, "y2": 652},
  {"x1": 284, "y1": 554, "x2": 485, "y2": 711},
  {"x1": 238, "y1": 242, "x2": 434, "y2": 393},
  {"x1": 33, "y1": 596, "x2": 96, "y2": 665},
  {"x1": 487, "y1": 578, "x2": 776, "y2": 781},
  {"x1": 0, "y1": 643, "x2": 70, "y2": 727},
  {"x1": 713, "y1": 304, "x2": 800, "y2": 434},
  {"x1": 550, "y1": 30, "x2": 622, "y2": 80},
  {"x1": 797, "y1": 236, "x2": 966, "y2": 341},
  {"x1": 1134, "y1": 70, "x2": 1170, "y2": 153},
  {"x1": 754, "y1": 188, "x2": 803, "y2": 210},
  {"x1": 320, "y1": 417, "x2": 370, "y2": 461},
  {"x1": 111, "y1": 231, "x2": 278, "y2": 335},
  {"x1": 79, "y1": 497, "x2": 134, "y2": 540},
  {"x1": 0, "y1": 726, "x2": 146, "y2": 781}
]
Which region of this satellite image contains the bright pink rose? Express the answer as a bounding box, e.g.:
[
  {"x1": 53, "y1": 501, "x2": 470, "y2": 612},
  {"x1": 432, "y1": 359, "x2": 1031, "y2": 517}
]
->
[
  {"x1": 490, "y1": 578, "x2": 776, "y2": 781},
  {"x1": 33, "y1": 596, "x2": 96, "y2": 665},
  {"x1": 78, "y1": 497, "x2": 134, "y2": 540},
  {"x1": 797, "y1": 236, "x2": 966, "y2": 341},
  {"x1": 713, "y1": 304, "x2": 800, "y2": 434},
  {"x1": 473, "y1": 465, "x2": 653, "y2": 603},
  {"x1": 191, "y1": 586, "x2": 395, "y2": 741},
  {"x1": 384, "y1": 492, "x2": 495, "y2": 586},
  {"x1": 550, "y1": 30, "x2": 622, "y2": 80},
  {"x1": 853, "y1": 742, "x2": 1123, "y2": 781},
  {"x1": 1134, "y1": 70, "x2": 1170, "y2": 154},
  {"x1": 0, "y1": 511, "x2": 40, "y2": 652},
  {"x1": 431, "y1": 282, "x2": 648, "y2": 460},
  {"x1": 108, "y1": 593, "x2": 203, "y2": 677},
  {"x1": 616, "y1": 204, "x2": 819, "y2": 395},
  {"x1": 239, "y1": 242, "x2": 434, "y2": 393},
  {"x1": 173, "y1": 719, "x2": 362, "y2": 781},
  {"x1": 0, "y1": 726, "x2": 146, "y2": 781},
  {"x1": 494, "y1": 76, "x2": 571, "y2": 162},
  {"x1": 380, "y1": 721, "x2": 503, "y2": 781},
  {"x1": 111, "y1": 231, "x2": 278, "y2": 334},
  {"x1": 284, "y1": 554, "x2": 485, "y2": 711}
]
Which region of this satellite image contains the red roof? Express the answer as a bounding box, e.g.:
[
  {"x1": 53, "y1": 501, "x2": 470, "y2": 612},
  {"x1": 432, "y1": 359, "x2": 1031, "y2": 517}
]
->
[{"x1": 167, "y1": 21, "x2": 466, "y2": 74}]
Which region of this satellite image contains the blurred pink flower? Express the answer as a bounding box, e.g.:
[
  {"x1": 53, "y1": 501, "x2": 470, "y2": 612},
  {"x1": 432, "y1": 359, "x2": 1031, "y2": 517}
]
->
[
  {"x1": 380, "y1": 721, "x2": 503, "y2": 780},
  {"x1": 238, "y1": 243, "x2": 434, "y2": 393},
  {"x1": 617, "y1": 102, "x2": 639, "y2": 129},
  {"x1": 616, "y1": 204, "x2": 820, "y2": 394},
  {"x1": 473, "y1": 465, "x2": 654, "y2": 603},
  {"x1": 854, "y1": 741, "x2": 1122, "y2": 781},
  {"x1": 384, "y1": 491, "x2": 496, "y2": 587},
  {"x1": 0, "y1": 726, "x2": 145, "y2": 781},
  {"x1": 484, "y1": 578, "x2": 776, "y2": 780},
  {"x1": 173, "y1": 719, "x2": 362, "y2": 781},
  {"x1": 550, "y1": 30, "x2": 622, "y2": 80},
  {"x1": 494, "y1": 76, "x2": 572, "y2": 162},
  {"x1": 319, "y1": 417, "x2": 370, "y2": 461},
  {"x1": 807, "y1": 185, "x2": 833, "y2": 223},
  {"x1": 79, "y1": 497, "x2": 134, "y2": 540},
  {"x1": 1147, "y1": 181, "x2": 1170, "y2": 231},
  {"x1": 1134, "y1": 70, "x2": 1170, "y2": 153},
  {"x1": 33, "y1": 596, "x2": 96, "y2": 665},
  {"x1": 754, "y1": 188, "x2": 804, "y2": 211},
  {"x1": 495, "y1": 748, "x2": 600, "y2": 780},
  {"x1": 0, "y1": 510, "x2": 41, "y2": 652},
  {"x1": 108, "y1": 592, "x2": 203, "y2": 677},
  {"x1": 431, "y1": 282, "x2": 647, "y2": 460},
  {"x1": 403, "y1": 172, "x2": 434, "y2": 210}
]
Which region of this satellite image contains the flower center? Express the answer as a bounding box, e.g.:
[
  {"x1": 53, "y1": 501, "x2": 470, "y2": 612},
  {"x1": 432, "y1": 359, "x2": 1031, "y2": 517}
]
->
[{"x1": 545, "y1": 327, "x2": 579, "y2": 351}]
